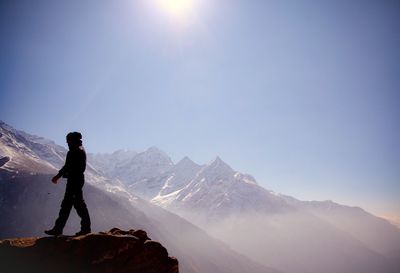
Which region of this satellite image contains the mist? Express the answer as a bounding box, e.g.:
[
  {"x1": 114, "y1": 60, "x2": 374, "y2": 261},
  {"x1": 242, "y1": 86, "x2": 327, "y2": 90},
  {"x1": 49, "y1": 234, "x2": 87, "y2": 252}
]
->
[{"x1": 175, "y1": 208, "x2": 400, "y2": 273}]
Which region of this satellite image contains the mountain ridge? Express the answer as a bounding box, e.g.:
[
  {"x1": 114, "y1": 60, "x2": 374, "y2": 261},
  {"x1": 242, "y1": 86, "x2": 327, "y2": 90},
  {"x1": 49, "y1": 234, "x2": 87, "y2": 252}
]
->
[
  {"x1": 2, "y1": 120, "x2": 400, "y2": 273},
  {"x1": 0, "y1": 120, "x2": 282, "y2": 273}
]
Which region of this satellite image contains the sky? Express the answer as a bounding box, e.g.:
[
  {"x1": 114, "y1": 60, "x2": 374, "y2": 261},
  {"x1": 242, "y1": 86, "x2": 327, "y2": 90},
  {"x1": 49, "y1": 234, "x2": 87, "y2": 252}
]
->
[{"x1": 0, "y1": 0, "x2": 399, "y2": 219}]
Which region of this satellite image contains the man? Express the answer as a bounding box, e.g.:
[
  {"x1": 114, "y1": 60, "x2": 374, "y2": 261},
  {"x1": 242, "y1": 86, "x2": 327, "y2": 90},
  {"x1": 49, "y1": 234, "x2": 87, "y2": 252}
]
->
[{"x1": 45, "y1": 132, "x2": 91, "y2": 236}]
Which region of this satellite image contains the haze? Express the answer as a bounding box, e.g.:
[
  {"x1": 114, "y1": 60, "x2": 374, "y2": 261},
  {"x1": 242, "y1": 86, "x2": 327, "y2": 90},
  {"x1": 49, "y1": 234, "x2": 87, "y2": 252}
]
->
[{"x1": 0, "y1": 0, "x2": 399, "y2": 221}]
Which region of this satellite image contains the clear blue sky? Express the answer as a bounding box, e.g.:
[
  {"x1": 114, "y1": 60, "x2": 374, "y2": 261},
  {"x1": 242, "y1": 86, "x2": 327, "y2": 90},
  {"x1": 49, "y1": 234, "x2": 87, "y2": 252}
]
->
[{"x1": 1, "y1": 0, "x2": 399, "y2": 218}]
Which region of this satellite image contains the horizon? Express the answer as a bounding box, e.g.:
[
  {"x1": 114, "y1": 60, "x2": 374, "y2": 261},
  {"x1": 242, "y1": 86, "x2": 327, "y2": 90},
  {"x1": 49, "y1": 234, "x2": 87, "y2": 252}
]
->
[
  {"x1": 1, "y1": 118, "x2": 399, "y2": 228},
  {"x1": 1, "y1": 0, "x2": 399, "y2": 223}
]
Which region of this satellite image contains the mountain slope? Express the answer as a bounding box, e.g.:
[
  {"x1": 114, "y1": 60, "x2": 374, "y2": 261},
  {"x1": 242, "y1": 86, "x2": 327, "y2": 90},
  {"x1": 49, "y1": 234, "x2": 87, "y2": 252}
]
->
[
  {"x1": 89, "y1": 143, "x2": 400, "y2": 273},
  {"x1": 301, "y1": 200, "x2": 400, "y2": 258},
  {"x1": 153, "y1": 157, "x2": 293, "y2": 224},
  {"x1": 0, "y1": 120, "x2": 280, "y2": 273},
  {"x1": 0, "y1": 121, "x2": 56, "y2": 174},
  {"x1": 150, "y1": 158, "x2": 400, "y2": 273}
]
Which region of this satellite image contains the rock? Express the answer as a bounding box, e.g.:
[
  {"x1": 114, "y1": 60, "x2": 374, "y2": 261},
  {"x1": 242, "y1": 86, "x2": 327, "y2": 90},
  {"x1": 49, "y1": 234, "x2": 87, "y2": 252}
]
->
[
  {"x1": 0, "y1": 228, "x2": 178, "y2": 273},
  {"x1": 104, "y1": 228, "x2": 150, "y2": 243},
  {"x1": 0, "y1": 156, "x2": 10, "y2": 167}
]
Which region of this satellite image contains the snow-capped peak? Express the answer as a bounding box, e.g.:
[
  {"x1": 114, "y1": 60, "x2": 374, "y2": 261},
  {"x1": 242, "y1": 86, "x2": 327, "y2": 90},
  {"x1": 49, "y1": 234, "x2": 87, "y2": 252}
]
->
[
  {"x1": 208, "y1": 156, "x2": 233, "y2": 173},
  {"x1": 234, "y1": 172, "x2": 258, "y2": 185},
  {"x1": 131, "y1": 146, "x2": 173, "y2": 166},
  {"x1": 0, "y1": 120, "x2": 63, "y2": 173},
  {"x1": 0, "y1": 120, "x2": 16, "y2": 133},
  {"x1": 111, "y1": 149, "x2": 138, "y2": 158},
  {"x1": 175, "y1": 156, "x2": 200, "y2": 170},
  {"x1": 145, "y1": 146, "x2": 169, "y2": 157}
]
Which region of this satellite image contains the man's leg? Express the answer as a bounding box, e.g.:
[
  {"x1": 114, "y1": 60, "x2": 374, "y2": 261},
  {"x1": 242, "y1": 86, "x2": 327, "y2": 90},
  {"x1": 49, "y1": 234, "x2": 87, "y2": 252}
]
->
[
  {"x1": 46, "y1": 188, "x2": 73, "y2": 235},
  {"x1": 73, "y1": 188, "x2": 91, "y2": 234}
]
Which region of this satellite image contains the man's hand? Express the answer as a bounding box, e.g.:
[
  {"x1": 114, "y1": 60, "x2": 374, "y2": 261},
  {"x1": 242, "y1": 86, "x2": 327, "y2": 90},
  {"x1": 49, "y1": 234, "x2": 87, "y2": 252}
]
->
[{"x1": 51, "y1": 175, "x2": 59, "y2": 184}]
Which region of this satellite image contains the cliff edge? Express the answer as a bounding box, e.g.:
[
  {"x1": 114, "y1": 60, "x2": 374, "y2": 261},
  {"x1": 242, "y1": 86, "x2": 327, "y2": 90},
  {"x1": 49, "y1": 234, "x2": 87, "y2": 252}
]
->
[{"x1": 0, "y1": 228, "x2": 178, "y2": 273}]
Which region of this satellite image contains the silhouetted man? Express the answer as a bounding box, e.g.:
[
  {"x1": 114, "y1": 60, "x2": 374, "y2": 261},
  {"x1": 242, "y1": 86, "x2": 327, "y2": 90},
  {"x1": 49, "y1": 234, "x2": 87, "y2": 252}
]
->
[{"x1": 45, "y1": 132, "x2": 91, "y2": 236}]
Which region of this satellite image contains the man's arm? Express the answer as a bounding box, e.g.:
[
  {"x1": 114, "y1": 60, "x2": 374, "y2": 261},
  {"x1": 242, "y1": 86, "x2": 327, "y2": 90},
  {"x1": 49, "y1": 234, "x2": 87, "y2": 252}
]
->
[{"x1": 52, "y1": 152, "x2": 70, "y2": 184}]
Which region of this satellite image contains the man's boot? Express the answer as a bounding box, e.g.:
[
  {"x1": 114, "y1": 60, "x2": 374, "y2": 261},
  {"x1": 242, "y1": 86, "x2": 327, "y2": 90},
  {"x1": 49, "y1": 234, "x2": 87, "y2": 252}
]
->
[{"x1": 44, "y1": 228, "x2": 63, "y2": 236}]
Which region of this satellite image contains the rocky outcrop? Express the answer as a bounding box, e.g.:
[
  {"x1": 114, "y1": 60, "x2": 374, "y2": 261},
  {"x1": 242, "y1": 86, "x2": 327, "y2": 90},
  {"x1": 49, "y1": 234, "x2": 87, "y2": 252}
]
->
[
  {"x1": 0, "y1": 228, "x2": 178, "y2": 273},
  {"x1": 0, "y1": 156, "x2": 10, "y2": 167}
]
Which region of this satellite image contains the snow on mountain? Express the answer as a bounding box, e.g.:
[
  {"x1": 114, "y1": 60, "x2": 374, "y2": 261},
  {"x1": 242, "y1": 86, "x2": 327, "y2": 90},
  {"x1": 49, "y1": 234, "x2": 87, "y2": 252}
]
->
[
  {"x1": 158, "y1": 156, "x2": 202, "y2": 196},
  {"x1": 90, "y1": 147, "x2": 174, "y2": 189},
  {"x1": 0, "y1": 121, "x2": 56, "y2": 174},
  {"x1": 87, "y1": 139, "x2": 400, "y2": 273},
  {"x1": 0, "y1": 120, "x2": 281, "y2": 273},
  {"x1": 90, "y1": 150, "x2": 200, "y2": 200},
  {"x1": 152, "y1": 156, "x2": 293, "y2": 224},
  {"x1": 0, "y1": 172, "x2": 279, "y2": 273},
  {"x1": 92, "y1": 150, "x2": 291, "y2": 221},
  {"x1": 91, "y1": 151, "x2": 285, "y2": 220},
  {"x1": 15, "y1": 130, "x2": 67, "y2": 168},
  {"x1": 0, "y1": 121, "x2": 133, "y2": 199},
  {"x1": 4, "y1": 120, "x2": 398, "y2": 273},
  {"x1": 88, "y1": 149, "x2": 138, "y2": 177}
]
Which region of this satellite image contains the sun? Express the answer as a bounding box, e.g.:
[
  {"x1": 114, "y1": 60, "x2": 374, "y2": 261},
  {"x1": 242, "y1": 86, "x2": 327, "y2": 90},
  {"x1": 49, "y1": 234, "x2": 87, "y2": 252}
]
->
[{"x1": 156, "y1": 0, "x2": 195, "y2": 18}]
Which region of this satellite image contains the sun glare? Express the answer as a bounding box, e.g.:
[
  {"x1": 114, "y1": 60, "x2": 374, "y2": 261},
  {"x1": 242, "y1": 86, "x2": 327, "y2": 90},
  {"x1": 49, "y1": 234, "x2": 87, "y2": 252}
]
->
[{"x1": 157, "y1": 0, "x2": 195, "y2": 18}]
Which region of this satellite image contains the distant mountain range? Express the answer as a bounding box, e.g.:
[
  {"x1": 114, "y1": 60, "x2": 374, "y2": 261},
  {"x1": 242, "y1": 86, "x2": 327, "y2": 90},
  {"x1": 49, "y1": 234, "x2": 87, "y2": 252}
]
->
[
  {"x1": 88, "y1": 128, "x2": 400, "y2": 273},
  {"x1": 0, "y1": 120, "x2": 279, "y2": 273},
  {"x1": 1, "y1": 120, "x2": 400, "y2": 273}
]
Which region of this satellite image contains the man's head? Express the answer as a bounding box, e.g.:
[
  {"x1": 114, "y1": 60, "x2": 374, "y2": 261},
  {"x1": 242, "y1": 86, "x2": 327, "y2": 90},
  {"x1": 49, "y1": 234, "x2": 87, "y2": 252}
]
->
[{"x1": 66, "y1": 132, "x2": 83, "y2": 149}]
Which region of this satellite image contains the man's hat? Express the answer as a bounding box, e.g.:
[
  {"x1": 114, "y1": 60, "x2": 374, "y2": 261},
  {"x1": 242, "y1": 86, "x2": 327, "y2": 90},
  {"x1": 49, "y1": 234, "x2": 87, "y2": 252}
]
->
[{"x1": 66, "y1": 132, "x2": 82, "y2": 145}]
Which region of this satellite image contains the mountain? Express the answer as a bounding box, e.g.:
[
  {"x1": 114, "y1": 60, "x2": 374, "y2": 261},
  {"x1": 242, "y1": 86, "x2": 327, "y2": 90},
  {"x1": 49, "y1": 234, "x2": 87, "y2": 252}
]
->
[
  {"x1": 0, "y1": 121, "x2": 130, "y2": 195},
  {"x1": 90, "y1": 147, "x2": 173, "y2": 183},
  {"x1": 0, "y1": 120, "x2": 280, "y2": 273},
  {"x1": 158, "y1": 156, "x2": 203, "y2": 196},
  {"x1": 0, "y1": 228, "x2": 179, "y2": 273},
  {"x1": 0, "y1": 121, "x2": 56, "y2": 174},
  {"x1": 89, "y1": 143, "x2": 400, "y2": 273},
  {"x1": 153, "y1": 157, "x2": 293, "y2": 224},
  {"x1": 88, "y1": 149, "x2": 138, "y2": 177},
  {"x1": 300, "y1": 200, "x2": 400, "y2": 258},
  {"x1": 89, "y1": 147, "x2": 176, "y2": 199},
  {"x1": 131, "y1": 156, "x2": 203, "y2": 200},
  {"x1": 3, "y1": 120, "x2": 400, "y2": 273},
  {"x1": 175, "y1": 160, "x2": 400, "y2": 273}
]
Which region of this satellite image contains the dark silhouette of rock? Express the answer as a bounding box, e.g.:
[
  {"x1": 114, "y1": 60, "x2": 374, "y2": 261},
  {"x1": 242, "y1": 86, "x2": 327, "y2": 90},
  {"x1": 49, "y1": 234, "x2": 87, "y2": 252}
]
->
[
  {"x1": 0, "y1": 228, "x2": 179, "y2": 273},
  {"x1": 0, "y1": 156, "x2": 10, "y2": 167}
]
